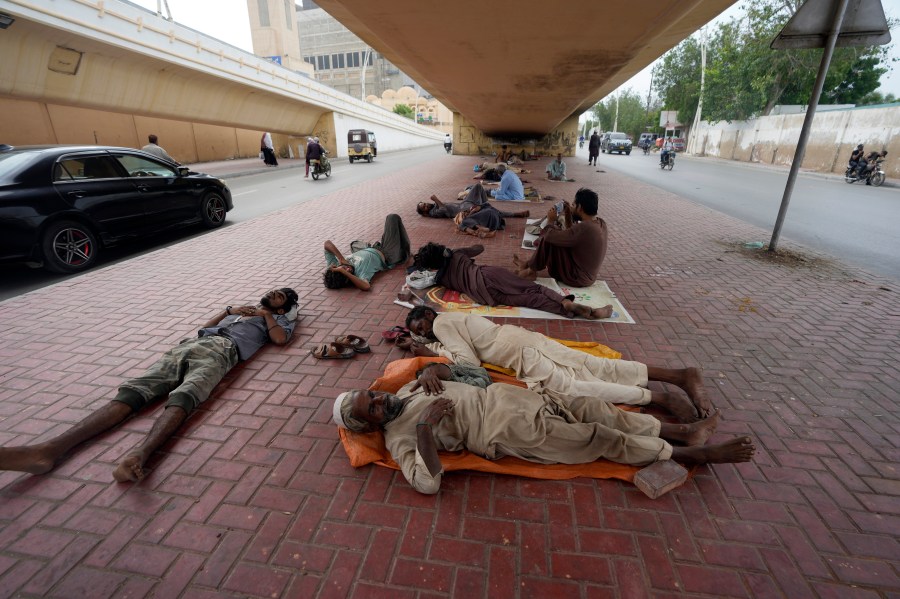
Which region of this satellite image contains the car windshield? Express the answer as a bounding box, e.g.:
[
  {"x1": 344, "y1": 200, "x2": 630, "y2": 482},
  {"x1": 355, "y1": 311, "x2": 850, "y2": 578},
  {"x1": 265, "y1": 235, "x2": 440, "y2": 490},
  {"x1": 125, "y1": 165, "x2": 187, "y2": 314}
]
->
[
  {"x1": 0, "y1": 151, "x2": 41, "y2": 184},
  {"x1": 610, "y1": 133, "x2": 628, "y2": 140}
]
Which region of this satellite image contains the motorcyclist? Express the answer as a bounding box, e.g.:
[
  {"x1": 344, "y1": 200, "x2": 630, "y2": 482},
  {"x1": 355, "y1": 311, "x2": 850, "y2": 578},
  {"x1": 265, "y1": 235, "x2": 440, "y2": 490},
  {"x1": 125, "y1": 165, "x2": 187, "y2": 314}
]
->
[
  {"x1": 858, "y1": 150, "x2": 887, "y2": 185},
  {"x1": 848, "y1": 144, "x2": 865, "y2": 174},
  {"x1": 579, "y1": 134, "x2": 585, "y2": 149},
  {"x1": 659, "y1": 137, "x2": 674, "y2": 165},
  {"x1": 444, "y1": 133, "x2": 452, "y2": 153},
  {"x1": 306, "y1": 136, "x2": 325, "y2": 177}
]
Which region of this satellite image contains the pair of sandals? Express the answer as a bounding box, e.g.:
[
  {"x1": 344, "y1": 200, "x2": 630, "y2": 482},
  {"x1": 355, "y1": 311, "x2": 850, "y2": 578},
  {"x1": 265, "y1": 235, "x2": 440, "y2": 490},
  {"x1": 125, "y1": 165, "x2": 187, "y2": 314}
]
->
[{"x1": 311, "y1": 335, "x2": 371, "y2": 359}]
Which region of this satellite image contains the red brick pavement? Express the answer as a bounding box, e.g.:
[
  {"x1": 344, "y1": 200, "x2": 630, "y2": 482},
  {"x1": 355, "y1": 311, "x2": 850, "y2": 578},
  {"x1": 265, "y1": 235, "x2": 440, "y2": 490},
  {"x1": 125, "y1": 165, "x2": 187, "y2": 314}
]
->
[{"x1": 0, "y1": 153, "x2": 897, "y2": 598}]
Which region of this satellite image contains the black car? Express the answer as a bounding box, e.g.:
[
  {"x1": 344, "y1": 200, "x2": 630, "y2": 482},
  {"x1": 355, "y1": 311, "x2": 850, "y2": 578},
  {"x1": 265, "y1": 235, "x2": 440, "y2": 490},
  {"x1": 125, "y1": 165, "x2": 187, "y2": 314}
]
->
[{"x1": 0, "y1": 145, "x2": 232, "y2": 273}]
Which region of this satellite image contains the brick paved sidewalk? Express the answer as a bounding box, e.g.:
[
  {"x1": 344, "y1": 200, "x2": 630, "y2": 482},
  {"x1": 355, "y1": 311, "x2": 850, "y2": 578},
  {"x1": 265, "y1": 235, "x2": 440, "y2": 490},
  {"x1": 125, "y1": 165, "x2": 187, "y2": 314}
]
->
[{"x1": 0, "y1": 154, "x2": 897, "y2": 598}]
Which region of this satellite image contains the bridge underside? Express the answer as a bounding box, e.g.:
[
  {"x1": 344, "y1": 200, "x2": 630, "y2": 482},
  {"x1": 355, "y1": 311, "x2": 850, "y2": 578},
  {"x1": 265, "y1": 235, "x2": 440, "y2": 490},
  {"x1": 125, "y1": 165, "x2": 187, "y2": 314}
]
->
[{"x1": 317, "y1": 0, "x2": 734, "y2": 138}]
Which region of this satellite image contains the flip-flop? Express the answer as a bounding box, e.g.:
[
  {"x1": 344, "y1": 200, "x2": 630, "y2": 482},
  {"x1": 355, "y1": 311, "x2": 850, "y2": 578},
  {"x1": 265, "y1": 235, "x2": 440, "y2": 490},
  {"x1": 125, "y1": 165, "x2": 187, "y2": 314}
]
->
[
  {"x1": 382, "y1": 326, "x2": 410, "y2": 341},
  {"x1": 336, "y1": 334, "x2": 371, "y2": 353},
  {"x1": 311, "y1": 342, "x2": 355, "y2": 360}
]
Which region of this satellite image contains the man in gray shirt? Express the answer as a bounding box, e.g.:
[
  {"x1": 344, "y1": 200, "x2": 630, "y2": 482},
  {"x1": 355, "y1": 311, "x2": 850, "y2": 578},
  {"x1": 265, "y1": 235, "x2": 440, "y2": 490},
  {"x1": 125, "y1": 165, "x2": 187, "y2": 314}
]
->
[
  {"x1": 141, "y1": 134, "x2": 179, "y2": 164},
  {"x1": 0, "y1": 288, "x2": 298, "y2": 483}
]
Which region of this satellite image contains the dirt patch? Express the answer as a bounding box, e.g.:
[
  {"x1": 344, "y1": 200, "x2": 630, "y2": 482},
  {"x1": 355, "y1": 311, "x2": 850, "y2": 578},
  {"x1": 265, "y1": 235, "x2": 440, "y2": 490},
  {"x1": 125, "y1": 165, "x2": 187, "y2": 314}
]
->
[{"x1": 716, "y1": 240, "x2": 845, "y2": 274}]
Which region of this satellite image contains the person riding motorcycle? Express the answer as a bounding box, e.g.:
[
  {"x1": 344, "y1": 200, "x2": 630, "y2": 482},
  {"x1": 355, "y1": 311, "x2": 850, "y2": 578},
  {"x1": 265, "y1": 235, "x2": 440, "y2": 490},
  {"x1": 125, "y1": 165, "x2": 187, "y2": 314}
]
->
[
  {"x1": 857, "y1": 150, "x2": 887, "y2": 185},
  {"x1": 305, "y1": 136, "x2": 324, "y2": 178},
  {"x1": 848, "y1": 144, "x2": 865, "y2": 172},
  {"x1": 578, "y1": 134, "x2": 585, "y2": 149},
  {"x1": 659, "y1": 138, "x2": 674, "y2": 165},
  {"x1": 444, "y1": 133, "x2": 452, "y2": 153}
]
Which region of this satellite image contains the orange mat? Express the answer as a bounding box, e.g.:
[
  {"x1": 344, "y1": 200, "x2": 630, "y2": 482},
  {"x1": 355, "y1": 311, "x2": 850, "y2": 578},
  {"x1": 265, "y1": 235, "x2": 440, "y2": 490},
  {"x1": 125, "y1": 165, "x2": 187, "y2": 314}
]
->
[{"x1": 337, "y1": 340, "x2": 644, "y2": 483}]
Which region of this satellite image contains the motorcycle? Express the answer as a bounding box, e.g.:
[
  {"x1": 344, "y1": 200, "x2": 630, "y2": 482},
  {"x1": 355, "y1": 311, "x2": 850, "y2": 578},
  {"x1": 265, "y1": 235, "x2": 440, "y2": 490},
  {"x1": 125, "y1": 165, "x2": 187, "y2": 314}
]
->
[
  {"x1": 660, "y1": 151, "x2": 675, "y2": 170},
  {"x1": 844, "y1": 162, "x2": 885, "y2": 187},
  {"x1": 579, "y1": 139, "x2": 584, "y2": 149},
  {"x1": 310, "y1": 150, "x2": 331, "y2": 180},
  {"x1": 444, "y1": 142, "x2": 452, "y2": 154},
  {"x1": 641, "y1": 142, "x2": 651, "y2": 155}
]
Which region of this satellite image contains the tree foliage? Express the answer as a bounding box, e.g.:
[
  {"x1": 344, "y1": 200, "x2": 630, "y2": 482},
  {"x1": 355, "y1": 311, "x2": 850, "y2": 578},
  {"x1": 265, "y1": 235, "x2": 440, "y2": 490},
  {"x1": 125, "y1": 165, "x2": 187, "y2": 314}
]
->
[
  {"x1": 392, "y1": 104, "x2": 414, "y2": 119},
  {"x1": 589, "y1": 88, "x2": 661, "y2": 140},
  {"x1": 654, "y1": 0, "x2": 892, "y2": 123}
]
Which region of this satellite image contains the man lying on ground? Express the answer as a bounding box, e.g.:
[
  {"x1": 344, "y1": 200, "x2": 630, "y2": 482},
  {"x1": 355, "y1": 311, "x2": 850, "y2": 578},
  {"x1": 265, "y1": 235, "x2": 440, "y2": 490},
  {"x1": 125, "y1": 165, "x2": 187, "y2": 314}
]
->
[
  {"x1": 0, "y1": 288, "x2": 299, "y2": 483},
  {"x1": 333, "y1": 366, "x2": 754, "y2": 494},
  {"x1": 323, "y1": 213, "x2": 411, "y2": 291},
  {"x1": 398, "y1": 309, "x2": 713, "y2": 422},
  {"x1": 411, "y1": 242, "x2": 611, "y2": 320},
  {"x1": 417, "y1": 183, "x2": 530, "y2": 220}
]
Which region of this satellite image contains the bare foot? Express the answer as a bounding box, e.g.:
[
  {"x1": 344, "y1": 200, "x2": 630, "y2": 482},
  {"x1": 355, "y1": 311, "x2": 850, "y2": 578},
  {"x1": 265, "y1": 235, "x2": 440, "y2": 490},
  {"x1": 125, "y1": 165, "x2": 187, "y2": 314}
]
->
[
  {"x1": 590, "y1": 305, "x2": 613, "y2": 319},
  {"x1": 512, "y1": 254, "x2": 528, "y2": 270},
  {"x1": 112, "y1": 452, "x2": 147, "y2": 482},
  {"x1": 682, "y1": 367, "x2": 713, "y2": 417},
  {"x1": 652, "y1": 392, "x2": 699, "y2": 423},
  {"x1": 477, "y1": 230, "x2": 495, "y2": 239},
  {"x1": 516, "y1": 268, "x2": 537, "y2": 281},
  {"x1": 0, "y1": 446, "x2": 57, "y2": 475},
  {"x1": 660, "y1": 412, "x2": 719, "y2": 446},
  {"x1": 672, "y1": 436, "x2": 755, "y2": 464}
]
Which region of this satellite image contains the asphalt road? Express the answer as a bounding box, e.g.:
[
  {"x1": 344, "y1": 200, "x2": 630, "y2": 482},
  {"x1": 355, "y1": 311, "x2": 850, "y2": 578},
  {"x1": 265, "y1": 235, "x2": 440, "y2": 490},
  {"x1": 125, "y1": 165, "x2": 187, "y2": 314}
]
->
[
  {"x1": 590, "y1": 147, "x2": 900, "y2": 281},
  {"x1": 0, "y1": 146, "x2": 448, "y2": 302}
]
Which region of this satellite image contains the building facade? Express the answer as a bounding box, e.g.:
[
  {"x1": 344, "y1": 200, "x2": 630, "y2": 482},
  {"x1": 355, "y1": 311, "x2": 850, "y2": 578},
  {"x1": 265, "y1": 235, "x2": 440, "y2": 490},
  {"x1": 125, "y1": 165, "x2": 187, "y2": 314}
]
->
[{"x1": 246, "y1": 0, "x2": 313, "y2": 75}]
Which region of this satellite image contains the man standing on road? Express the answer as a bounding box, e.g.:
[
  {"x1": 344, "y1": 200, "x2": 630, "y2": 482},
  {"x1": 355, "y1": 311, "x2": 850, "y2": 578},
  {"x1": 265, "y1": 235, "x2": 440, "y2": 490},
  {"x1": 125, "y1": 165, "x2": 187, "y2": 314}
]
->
[
  {"x1": 0, "y1": 288, "x2": 299, "y2": 483},
  {"x1": 588, "y1": 131, "x2": 601, "y2": 166}
]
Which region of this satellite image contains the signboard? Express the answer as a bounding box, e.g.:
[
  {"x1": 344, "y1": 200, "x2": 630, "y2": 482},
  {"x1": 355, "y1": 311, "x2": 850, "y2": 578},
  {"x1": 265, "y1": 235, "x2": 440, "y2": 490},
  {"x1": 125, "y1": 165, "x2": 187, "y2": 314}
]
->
[
  {"x1": 659, "y1": 110, "x2": 682, "y2": 128},
  {"x1": 264, "y1": 55, "x2": 283, "y2": 65}
]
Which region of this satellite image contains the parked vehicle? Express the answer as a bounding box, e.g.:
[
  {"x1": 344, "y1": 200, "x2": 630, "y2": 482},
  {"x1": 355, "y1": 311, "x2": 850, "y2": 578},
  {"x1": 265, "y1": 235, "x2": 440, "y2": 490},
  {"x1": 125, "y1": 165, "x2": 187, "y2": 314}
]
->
[
  {"x1": 844, "y1": 161, "x2": 886, "y2": 187},
  {"x1": 310, "y1": 150, "x2": 331, "y2": 180},
  {"x1": 0, "y1": 145, "x2": 232, "y2": 273},
  {"x1": 660, "y1": 152, "x2": 675, "y2": 170},
  {"x1": 347, "y1": 129, "x2": 377, "y2": 163},
  {"x1": 601, "y1": 132, "x2": 632, "y2": 155}
]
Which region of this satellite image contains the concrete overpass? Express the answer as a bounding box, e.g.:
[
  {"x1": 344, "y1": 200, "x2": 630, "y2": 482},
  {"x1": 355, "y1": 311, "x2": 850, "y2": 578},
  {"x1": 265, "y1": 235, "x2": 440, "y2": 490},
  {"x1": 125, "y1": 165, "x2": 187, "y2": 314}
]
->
[
  {"x1": 0, "y1": 0, "x2": 733, "y2": 160},
  {"x1": 0, "y1": 0, "x2": 442, "y2": 163}
]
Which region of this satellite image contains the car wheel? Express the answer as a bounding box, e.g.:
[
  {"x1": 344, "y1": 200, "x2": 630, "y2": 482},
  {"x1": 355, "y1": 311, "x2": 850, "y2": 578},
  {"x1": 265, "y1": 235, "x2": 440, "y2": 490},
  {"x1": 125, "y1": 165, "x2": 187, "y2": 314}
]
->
[
  {"x1": 626, "y1": 151, "x2": 631, "y2": 155},
  {"x1": 325, "y1": 163, "x2": 331, "y2": 178},
  {"x1": 871, "y1": 172, "x2": 885, "y2": 187},
  {"x1": 41, "y1": 220, "x2": 99, "y2": 273},
  {"x1": 201, "y1": 192, "x2": 227, "y2": 228},
  {"x1": 349, "y1": 157, "x2": 354, "y2": 164},
  {"x1": 367, "y1": 154, "x2": 373, "y2": 163}
]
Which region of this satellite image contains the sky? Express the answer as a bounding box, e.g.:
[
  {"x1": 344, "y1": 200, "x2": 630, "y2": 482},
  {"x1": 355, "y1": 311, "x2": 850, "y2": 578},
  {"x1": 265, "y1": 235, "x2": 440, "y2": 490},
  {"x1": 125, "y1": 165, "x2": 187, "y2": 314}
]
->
[{"x1": 128, "y1": 0, "x2": 900, "y2": 99}]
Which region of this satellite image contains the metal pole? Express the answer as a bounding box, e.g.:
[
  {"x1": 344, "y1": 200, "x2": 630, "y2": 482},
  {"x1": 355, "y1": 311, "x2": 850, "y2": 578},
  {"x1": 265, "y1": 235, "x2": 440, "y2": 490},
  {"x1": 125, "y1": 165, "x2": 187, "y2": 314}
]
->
[
  {"x1": 769, "y1": 0, "x2": 849, "y2": 252},
  {"x1": 360, "y1": 48, "x2": 372, "y2": 100},
  {"x1": 613, "y1": 91, "x2": 620, "y2": 131}
]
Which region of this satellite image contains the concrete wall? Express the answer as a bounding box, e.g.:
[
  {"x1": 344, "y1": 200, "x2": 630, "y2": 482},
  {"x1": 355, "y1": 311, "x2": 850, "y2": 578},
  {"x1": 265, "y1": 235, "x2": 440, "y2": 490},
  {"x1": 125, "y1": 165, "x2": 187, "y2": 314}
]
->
[
  {"x1": 692, "y1": 104, "x2": 900, "y2": 178},
  {"x1": 453, "y1": 113, "x2": 580, "y2": 158}
]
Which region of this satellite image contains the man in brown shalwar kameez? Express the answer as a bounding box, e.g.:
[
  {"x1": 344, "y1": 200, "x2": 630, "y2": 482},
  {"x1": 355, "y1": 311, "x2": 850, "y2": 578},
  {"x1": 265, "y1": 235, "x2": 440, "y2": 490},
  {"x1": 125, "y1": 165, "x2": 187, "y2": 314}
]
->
[{"x1": 513, "y1": 187, "x2": 607, "y2": 288}]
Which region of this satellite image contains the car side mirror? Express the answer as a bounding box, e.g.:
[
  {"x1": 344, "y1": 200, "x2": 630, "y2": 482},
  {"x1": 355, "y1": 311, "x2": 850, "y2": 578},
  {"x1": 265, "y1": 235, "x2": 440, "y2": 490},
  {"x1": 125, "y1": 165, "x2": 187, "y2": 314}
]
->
[{"x1": 177, "y1": 166, "x2": 190, "y2": 176}]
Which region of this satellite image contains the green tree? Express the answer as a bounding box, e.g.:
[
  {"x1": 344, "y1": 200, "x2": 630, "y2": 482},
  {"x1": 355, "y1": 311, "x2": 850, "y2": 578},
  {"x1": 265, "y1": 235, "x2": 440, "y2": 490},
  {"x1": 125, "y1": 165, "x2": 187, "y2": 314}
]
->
[
  {"x1": 392, "y1": 104, "x2": 414, "y2": 119},
  {"x1": 590, "y1": 89, "x2": 658, "y2": 140},
  {"x1": 655, "y1": 0, "x2": 891, "y2": 123}
]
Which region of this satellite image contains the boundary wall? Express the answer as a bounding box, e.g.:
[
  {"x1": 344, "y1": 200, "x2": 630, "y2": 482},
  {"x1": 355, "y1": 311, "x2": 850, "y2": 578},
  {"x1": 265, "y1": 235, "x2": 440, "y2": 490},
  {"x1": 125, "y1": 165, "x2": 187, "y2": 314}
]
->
[{"x1": 691, "y1": 104, "x2": 900, "y2": 178}]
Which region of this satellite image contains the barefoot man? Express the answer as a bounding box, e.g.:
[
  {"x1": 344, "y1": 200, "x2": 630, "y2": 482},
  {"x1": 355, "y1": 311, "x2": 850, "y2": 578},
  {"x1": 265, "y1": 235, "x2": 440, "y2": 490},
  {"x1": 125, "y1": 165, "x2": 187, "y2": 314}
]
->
[
  {"x1": 398, "y1": 309, "x2": 715, "y2": 422},
  {"x1": 333, "y1": 368, "x2": 754, "y2": 494},
  {"x1": 0, "y1": 288, "x2": 299, "y2": 482}
]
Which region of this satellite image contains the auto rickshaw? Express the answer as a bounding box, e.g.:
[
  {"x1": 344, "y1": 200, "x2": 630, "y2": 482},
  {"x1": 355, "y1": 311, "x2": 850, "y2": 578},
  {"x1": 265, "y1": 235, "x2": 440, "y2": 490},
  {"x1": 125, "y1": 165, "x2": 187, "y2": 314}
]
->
[{"x1": 348, "y1": 129, "x2": 377, "y2": 163}]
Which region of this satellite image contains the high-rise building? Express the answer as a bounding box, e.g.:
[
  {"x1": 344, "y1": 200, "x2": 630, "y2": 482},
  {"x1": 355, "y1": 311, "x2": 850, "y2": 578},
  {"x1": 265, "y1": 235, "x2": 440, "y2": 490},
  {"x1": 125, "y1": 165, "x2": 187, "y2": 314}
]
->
[
  {"x1": 294, "y1": 2, "x2": 411, "y2": 100},
  {"x1": 246, "y1": 0, "x2": 313, "y2": 74}
]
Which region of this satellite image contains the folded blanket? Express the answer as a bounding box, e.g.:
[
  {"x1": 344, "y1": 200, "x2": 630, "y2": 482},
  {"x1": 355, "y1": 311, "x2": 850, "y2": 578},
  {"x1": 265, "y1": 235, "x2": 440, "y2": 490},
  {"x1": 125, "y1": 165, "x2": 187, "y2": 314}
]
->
[{"x1": 337, "y1": 340, "x2": 647, "y2": 483}]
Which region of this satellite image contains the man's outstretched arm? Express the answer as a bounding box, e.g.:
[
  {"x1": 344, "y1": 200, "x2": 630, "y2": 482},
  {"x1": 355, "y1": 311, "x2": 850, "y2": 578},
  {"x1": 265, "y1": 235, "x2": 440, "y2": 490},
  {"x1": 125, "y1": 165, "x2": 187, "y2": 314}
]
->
[{"x1": 324, "y1": 240, "x2": 349, "y2": 265}]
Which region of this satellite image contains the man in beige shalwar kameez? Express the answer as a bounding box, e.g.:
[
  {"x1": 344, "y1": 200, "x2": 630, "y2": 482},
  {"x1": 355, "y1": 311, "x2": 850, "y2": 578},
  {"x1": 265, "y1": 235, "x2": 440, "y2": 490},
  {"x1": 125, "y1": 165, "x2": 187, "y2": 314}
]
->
[
  {"x1": 399, "y1": 309, "x2": 712, "y2": 422},
  {"x1": 333, "y1": 367, "x2": 754, "y2": 494}
]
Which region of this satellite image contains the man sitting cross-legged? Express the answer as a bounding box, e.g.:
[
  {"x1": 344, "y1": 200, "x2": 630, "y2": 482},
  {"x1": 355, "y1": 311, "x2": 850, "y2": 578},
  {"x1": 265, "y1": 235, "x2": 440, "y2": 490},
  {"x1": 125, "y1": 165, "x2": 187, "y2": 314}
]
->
[
  {"x1": 0, "y1": 288, "x2": 299, "y2": 482},
  {"x1": 513, "y1": 187, "x2": 607, "y2": 288},
  {"x1": 333, "y1": 365, "x2": 755, "y2": 494},
  {"x1": 323, "y1": 213, "x2": 411, "y2": 291},
  {"x1": 398, "y1": 309, "x2": 714, "y2": 422}
]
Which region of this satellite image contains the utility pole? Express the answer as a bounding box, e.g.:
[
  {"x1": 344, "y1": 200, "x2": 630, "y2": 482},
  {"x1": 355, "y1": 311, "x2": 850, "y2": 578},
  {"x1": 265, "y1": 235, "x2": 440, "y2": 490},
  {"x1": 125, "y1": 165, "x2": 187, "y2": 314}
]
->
[
  {"x1": 360, "y1": 48, "x2": 372, "y2": 100},
  {"x1": 688, "y1": 27, "x2": 707, "y2": 154},
  {"x1": 613, "y1": 91, "x2": 620, "y2": 131}
]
